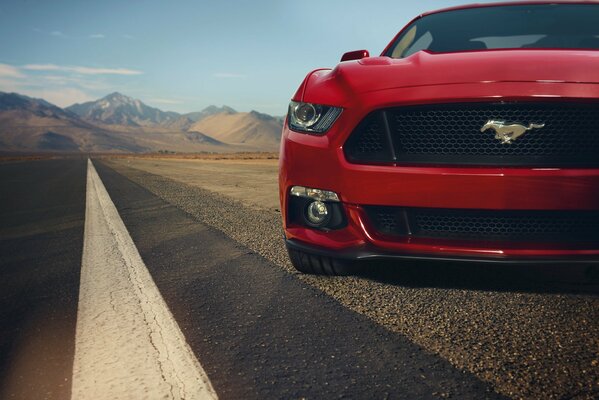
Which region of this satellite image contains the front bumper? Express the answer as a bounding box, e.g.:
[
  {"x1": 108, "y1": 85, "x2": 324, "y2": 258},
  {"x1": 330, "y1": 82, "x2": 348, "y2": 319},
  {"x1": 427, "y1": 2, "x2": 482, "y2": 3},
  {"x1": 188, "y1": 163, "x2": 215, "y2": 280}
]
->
[{"x1": 279, "y1": 127, "x2": 599, "y2": 263}]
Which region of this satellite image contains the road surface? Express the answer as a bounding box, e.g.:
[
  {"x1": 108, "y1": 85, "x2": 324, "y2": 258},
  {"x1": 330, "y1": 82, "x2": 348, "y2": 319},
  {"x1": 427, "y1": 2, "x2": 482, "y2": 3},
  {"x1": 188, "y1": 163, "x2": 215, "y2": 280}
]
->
[{"x1": 0, "y1": 158, "x2": 597, "y2": 399}]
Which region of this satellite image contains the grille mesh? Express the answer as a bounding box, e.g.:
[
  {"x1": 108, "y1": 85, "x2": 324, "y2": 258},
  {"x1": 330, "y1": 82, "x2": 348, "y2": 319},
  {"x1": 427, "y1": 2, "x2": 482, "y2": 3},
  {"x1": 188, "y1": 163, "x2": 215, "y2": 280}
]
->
[
  {"x1": 344, "y1": 113, "x2": 393, "y2": 162},
  {"x1": 345, "y1": 102, "x2": 599, "y2": 166},
  {"x1": 365, "y1": 206, "x2": 599, "y2": 242},
  {"x1": 355, "y1": 115, "x2": 384, "y2": 153}
]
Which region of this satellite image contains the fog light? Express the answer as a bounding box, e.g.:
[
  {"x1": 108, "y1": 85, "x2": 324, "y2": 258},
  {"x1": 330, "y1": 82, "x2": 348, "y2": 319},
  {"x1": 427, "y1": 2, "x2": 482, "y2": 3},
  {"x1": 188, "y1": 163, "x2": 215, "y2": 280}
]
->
[{"x1": 305, "y1": 200, "x2": 330, "y2": 227}]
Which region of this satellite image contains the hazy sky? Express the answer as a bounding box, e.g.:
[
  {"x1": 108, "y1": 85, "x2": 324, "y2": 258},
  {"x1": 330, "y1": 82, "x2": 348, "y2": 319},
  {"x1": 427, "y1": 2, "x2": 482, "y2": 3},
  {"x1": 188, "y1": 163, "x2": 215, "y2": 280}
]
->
[{"x1": 0, "y1": 0, "x2": 499, "y2": 115}]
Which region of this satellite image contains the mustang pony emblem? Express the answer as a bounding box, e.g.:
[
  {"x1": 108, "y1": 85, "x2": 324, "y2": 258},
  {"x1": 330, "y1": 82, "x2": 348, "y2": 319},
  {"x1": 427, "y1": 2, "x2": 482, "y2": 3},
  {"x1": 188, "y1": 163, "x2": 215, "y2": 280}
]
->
[{"x1": 480, "y1": 120, "x2": 545, "y2": 144}]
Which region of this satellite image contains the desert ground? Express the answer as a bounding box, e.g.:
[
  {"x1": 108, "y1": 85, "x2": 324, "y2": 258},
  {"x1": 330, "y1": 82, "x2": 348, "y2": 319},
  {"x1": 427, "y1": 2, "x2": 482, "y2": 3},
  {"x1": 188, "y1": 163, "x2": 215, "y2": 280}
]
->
[{"x1": 105, "y1": 156, "x2": 280, "y2": 211}]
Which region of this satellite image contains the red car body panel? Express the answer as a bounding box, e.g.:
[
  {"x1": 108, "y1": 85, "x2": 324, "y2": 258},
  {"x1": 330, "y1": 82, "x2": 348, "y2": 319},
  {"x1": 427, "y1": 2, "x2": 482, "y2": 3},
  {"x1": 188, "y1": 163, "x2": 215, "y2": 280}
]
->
[
  {"x1": 280, "y1": 2, "x2": 599, "y2": 262},
  {"x1": 301, "y1": 51, "x2": 599, "y2": 102}
]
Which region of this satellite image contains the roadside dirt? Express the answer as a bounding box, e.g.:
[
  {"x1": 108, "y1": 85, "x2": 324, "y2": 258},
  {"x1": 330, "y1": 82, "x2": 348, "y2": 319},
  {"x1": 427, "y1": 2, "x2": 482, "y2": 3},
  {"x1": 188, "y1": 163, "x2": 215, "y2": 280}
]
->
[{"x1": 113, "y1": 158, "x2": 280, "y2": 210}]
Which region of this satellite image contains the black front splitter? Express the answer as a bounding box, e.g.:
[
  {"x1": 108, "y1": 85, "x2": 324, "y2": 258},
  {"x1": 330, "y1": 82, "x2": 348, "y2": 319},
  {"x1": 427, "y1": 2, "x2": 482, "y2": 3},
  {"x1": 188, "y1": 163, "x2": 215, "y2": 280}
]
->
[{"x1": 285, "y1": 238, "x2": 599, "y2": 266}]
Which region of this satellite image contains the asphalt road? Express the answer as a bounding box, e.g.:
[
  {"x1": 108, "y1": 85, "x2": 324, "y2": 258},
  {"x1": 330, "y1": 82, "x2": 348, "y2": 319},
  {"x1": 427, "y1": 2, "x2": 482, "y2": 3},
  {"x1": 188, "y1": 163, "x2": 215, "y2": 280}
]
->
[
  {"x1": 105, "y1": 158, "x2": 599, "y2": 400},
  {"x1": 0, "y1": 158, "x2": 597, "y2": 399},
  {"x1": 0, "y1": 158, "x2": 86, "y2": 400}
]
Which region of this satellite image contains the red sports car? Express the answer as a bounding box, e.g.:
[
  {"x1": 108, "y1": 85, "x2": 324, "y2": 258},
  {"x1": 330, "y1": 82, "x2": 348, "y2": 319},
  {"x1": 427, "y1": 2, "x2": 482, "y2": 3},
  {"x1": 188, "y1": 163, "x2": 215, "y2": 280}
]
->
[{"x1": 279, "y1": 1, "x2": 599, "y2": 275}]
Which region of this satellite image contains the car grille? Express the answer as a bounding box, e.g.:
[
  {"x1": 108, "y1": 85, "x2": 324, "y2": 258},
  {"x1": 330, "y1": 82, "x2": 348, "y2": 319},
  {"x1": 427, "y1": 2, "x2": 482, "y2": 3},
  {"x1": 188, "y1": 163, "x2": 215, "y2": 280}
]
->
[
  {"x1": 364, "y1": 206, "x2": 599, "y2": 243},
  {"x1": 344, "y1": 102, "x2": 599, "y2": 166}
]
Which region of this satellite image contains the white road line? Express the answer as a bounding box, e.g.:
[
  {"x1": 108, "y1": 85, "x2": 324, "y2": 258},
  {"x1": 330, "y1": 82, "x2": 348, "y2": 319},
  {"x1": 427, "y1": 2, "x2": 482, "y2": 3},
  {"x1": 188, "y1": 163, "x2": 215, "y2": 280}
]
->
[{"x1": 72, "y1": 160, "x2": 218, "y2": 400}]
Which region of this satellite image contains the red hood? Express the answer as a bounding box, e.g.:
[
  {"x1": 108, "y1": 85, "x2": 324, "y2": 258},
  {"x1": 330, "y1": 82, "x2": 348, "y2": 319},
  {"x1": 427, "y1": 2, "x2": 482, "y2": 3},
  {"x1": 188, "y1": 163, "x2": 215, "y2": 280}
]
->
[{"x1": 305, "y1": 50, "x2": 599, "y2": 98}]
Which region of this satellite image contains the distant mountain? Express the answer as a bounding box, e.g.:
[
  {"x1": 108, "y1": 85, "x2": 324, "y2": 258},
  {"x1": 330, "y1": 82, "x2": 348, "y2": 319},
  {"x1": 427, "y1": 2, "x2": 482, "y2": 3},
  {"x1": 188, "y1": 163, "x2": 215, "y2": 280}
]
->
[
  {"x1": 183, "y1": 105, "x2": 237, "y2": 122},
  {"x1": 156, "y1": 105, "x2": 239, "y2": 130},
  {"x1": 188, "y1": 109, "x2": 282, "y2": 150},
  {"x1": 37, "y1": 131, "x2": 80, "y2": 151},
  {"x1": 184, "y1": 131, "x2": 226, "y2": 145},
  {"x1": 0, "y1": 92, "x2": 75, "y2": 119},
  {"x1": 67, "y1": 92, "x2": 180, "y2": 127},
  {"x1": 0, "y1": 91, "x2": 282, "y2": 153},
  {"x1": 0, "y1": 92, "x2": 146, "y2": 152}
]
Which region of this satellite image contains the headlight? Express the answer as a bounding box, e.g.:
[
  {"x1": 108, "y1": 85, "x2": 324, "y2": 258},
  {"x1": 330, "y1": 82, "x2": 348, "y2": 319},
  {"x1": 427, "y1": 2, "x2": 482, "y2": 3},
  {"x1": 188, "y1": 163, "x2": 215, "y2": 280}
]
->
[{"x1": 288, "y1": 101, "x2": 342, "y2": 134}]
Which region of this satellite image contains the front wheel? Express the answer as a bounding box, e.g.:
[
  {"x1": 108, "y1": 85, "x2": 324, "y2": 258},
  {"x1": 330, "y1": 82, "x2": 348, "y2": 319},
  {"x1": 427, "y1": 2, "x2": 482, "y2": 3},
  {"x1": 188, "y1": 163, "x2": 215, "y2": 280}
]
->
[{"x1": 287, "y1": 248, "x2": 355, "y2": 276}]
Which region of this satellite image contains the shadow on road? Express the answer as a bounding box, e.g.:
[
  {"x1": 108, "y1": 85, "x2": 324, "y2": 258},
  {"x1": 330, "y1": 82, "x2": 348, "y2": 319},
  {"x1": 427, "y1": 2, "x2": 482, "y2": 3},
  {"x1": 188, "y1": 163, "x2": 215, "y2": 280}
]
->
[{"x1": 352, "y1": 259, "x2": 599, "y2": 295}]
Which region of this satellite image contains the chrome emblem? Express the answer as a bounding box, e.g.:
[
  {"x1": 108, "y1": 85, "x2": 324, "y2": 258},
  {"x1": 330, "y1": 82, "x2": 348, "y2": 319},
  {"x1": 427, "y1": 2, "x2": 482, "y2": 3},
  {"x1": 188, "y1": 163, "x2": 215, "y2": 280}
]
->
[{"x1": 481, "y1": 120, "x2": 545, "y2": 144}]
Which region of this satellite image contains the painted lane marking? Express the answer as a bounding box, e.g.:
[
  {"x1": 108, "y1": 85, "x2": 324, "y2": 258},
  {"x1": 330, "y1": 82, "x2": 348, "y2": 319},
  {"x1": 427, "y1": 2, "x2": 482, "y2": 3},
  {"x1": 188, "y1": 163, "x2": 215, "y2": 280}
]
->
[{"x1": 72, "y1": 160, "x2": 217, "y2": 400}]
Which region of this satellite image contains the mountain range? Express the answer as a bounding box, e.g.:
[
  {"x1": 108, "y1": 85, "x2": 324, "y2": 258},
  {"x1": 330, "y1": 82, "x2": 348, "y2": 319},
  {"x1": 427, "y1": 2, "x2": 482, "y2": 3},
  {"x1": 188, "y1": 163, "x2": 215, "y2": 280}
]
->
[
  {"x1": 66, "y1": 92, "x2": 182, "y2": 127},
  {"x1": 0, "y1": 91, "x2": 283, "y2": 153}
]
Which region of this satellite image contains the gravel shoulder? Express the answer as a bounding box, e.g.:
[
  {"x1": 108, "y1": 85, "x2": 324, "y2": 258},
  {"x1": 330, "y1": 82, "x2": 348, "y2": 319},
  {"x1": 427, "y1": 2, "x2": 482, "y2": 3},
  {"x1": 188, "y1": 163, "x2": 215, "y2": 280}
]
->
[{"x1": 104, "y1": 158, "x2": 599, "y2": 400}]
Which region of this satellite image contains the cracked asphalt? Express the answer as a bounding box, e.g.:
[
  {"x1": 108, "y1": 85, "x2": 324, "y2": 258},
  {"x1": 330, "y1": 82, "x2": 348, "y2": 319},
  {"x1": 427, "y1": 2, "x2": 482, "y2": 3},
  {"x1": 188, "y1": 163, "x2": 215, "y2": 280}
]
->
[{"x1": 103, "y1": 157, "x2": 599, "y2": 400}]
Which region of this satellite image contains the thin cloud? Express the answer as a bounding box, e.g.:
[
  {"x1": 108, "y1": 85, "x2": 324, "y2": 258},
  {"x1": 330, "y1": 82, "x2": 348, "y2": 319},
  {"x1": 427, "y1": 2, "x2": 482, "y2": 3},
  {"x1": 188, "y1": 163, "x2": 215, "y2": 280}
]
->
[
  {"x1": 32, "y1": 28, "x2": 68, "y2": 38},
  {"x1": 213, "y1": 72, "x2": 246, "y2": 79},
  {"x1": 122, "y1": 34, "x2": 135, "y2": 40},
  {"x1": 0, "y1": 76, "x2": 95, "y2": 107},
  {"x1": 40, "y1": 74, "x2": 111, "y2": 91},
  {"x1": 23, "y1": 64, "x2": 143, "y2": 75},
  {"x1": 149, "y1": 98, "x2": 183, "y2": 105},
  {"x1": 0, "y1": 63, "x2": 25, "y2": 78},
  {"x1": 89, "y1": 34, "x2": 106, "y2": 39}
]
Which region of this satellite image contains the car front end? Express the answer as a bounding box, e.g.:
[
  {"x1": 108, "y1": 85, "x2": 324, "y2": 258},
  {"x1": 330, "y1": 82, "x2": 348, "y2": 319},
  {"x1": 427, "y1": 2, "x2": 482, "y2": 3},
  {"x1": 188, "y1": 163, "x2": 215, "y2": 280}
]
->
[{"x1": 279, "y1": 2, "x2": 599, "y2": 274}]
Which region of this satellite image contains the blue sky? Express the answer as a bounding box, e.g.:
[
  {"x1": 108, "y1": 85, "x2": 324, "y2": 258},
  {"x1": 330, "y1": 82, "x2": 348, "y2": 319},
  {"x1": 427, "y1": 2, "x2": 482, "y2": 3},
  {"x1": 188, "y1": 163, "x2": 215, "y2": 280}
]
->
[{"x1": 0, "y1": 0, "x2": 498, "y2": 115}]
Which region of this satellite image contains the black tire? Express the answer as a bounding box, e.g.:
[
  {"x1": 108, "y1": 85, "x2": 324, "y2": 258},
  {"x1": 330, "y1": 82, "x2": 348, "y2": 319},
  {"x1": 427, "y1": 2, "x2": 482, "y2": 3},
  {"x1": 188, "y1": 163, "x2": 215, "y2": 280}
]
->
[{"x1": 287, "y1": 247, "x2": 354, "y2": 276}]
